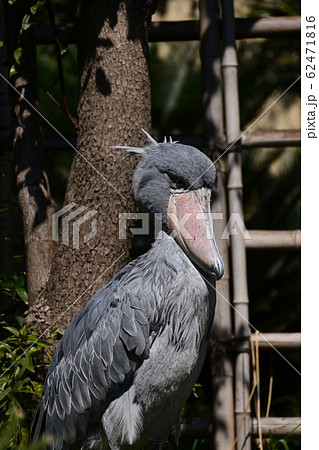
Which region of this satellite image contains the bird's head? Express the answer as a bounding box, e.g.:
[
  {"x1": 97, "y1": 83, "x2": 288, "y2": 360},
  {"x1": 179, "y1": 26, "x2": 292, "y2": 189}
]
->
[{"x1": 114, "y1": 130, "x2": 224, "y2": 280}]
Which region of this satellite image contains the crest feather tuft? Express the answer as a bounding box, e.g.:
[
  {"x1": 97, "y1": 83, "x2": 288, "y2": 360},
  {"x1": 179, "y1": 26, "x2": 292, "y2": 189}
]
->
[{"x1": 141, "y1": 129, "x2": 158, "y2": 145}]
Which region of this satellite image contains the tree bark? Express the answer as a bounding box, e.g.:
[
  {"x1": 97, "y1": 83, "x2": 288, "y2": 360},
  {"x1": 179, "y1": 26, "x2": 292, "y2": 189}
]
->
[
  {"x1": 5, "y1": 0, "x2": 55, "y2": 305},
  {"x1": 27, "y1": 0, "x2": 153, "y2": 333}
]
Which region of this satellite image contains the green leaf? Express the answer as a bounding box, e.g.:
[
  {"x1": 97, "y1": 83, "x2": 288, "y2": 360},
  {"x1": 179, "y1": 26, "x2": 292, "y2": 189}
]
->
[
  {"x1": 50, "y1": 328, "x2": 63, "y2": 340},
  {"x1": 13, "y1": 47, "x2": 22, "y2": 65},
  {"x1": 25, "y1": 353, "x2": 35, "y2": 372},
  {"x1": 0, "y1": 386, "x2": 12, "y2": 403},
  {"x1": 15, "y1": 354, "x2": 30, "y2": 380},
  {"x1": 19, "y1": 324, "x2": 28, "y2": 337},
  {"x1": 0, "y1": 207, "x2": 10, "y2": 216},
  {"x1": 21, "y1": 13, "x2": 33, "y2": 32},
  {"x1": 31, "y1": 340, "x2": 53, "y2": 348},
  {"x1": 26, "y1": 332, "x2": 39, "y2": 343},
  {"x1": 30, "y1": 4, "x2": 38, "y2": 14},
  {"x1": 0, "y1": 376, "x2": 10, "y2": 390},
  {"x1": 56, "y1": 36, "x2": 69, "y2": 56},
  {"x1": 0, "y1": 341, "x2": 13, "y2": 355},
  {"x1": 31, "y1": 380, "x2": 43, "y2": 397},
  {"x1": 9, "y1": 65, "x2": 17, "y2": 77},
  {"x1": 3, "y1": 326, "x2": 20, "y2": 337},
  {"x1": 191, "y1": 439, "x2": 199, "y2": 450},
  {"x1": 30, "y1": 0, "x2": 46, "y2": 15},
  {"x1": 15, "y1": 287, "x2": 28, "y2": 304},
  {"x1": 15, "y1": 316, "x2": 24, "y2": 329},
  {"x1": 276, "y1": 439, "x2": 290, "y2": 450},
  {"x1": 0, "y1": 290, "x2": 13, "y2": 297}
]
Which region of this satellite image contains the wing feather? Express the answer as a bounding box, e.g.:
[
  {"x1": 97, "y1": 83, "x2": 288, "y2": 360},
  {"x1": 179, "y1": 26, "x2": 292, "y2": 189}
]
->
[
  {"x1": 59, "y1": 371, "x2": 72, "y2": 415},
  {"x1": 100, "y1": 330, "x2": 114, "y2": 367},
  {"x1": 121, "y1": 301, "x2": 138, "y2": 336},
  {"x1": 31, "y1": 265, "x2": 152, "y2": 449},
  {"x1": 109, "y1": 364, "x2": 126, "y2": 384}
]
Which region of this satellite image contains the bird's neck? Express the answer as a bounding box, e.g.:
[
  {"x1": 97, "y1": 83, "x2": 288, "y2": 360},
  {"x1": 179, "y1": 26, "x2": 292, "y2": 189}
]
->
[{"x1": 154, "y1": 230, "x2": 217, "y2": 288}]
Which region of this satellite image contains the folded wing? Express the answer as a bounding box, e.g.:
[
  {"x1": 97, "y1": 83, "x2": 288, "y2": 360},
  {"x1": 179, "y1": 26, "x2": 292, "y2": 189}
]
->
[{"x1": 31, "y1": 275, "x2": 151, "y2": 449}]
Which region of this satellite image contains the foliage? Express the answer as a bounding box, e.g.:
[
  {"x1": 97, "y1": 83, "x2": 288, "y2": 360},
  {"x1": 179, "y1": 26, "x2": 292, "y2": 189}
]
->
[
  {"x1": 0, "y1": 414, "x2": 50, "y2": 450},
  {"x1": 0, "y1": 273, "x2": 59, "y2": 449},
  {"x1": 3, "y1": 0, "x2": 48, "y2": 77},
  {"x1": 0, "y1": 273, "x2": 28, "y2": 305}
]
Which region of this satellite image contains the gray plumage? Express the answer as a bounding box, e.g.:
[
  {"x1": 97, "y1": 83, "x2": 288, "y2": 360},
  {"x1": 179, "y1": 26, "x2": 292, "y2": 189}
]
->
[{"x1": 31, "y1": 131, "x2": 223, "y2": 449}]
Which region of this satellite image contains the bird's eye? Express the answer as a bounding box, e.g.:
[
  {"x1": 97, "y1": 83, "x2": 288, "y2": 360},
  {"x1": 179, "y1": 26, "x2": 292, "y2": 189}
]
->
[
  {"x1": 170, "y1": 176, "x2": 188, "y2": 191},
  {"x1": 175, "y1": 178, "x2": 186, "y2": 188},
  {"x1": 163, "y1": 172, "x2": 189, "y2": 191}
]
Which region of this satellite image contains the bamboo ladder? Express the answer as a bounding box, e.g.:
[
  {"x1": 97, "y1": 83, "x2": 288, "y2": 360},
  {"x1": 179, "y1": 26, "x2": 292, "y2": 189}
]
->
[
  {"x1": 181, "y1": 1, "x2": 301, "y2": 449},
  {"x1": 34, "y1": 2, "x2": 301, "y2": 449}
]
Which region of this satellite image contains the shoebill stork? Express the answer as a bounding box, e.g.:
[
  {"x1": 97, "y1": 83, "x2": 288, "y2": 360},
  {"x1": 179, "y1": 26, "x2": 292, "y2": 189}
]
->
[{"x1": 31, "y1": 130, "x2": 224, "y2": 449}]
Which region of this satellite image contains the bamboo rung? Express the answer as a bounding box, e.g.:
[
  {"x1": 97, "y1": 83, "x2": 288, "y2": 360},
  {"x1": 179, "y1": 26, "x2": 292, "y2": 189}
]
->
[
  {"x1": 246, "y1": 230, "x2": 301, "y2": 249},
  {"x1": 235, "y1": 16, "x2": 301, "y2": 39},
  {"x1": 250, "y1": 332, "x2": 301, "y2": 349},
  {"x1": 241, "y1": 129, "x2": 301, "y2": 148},
  {"x1": 34, "y1": 16, "x2": 301, "y2": 45},
  {"x1": 150, "y1": 17, "x2": 300, "y2": 41},
  {"x1": 251, "y1": 417, "x2": 301, "y2": 436},
  {"x1": 180, "y1": 417, "x2": 301, "y2": 437}
]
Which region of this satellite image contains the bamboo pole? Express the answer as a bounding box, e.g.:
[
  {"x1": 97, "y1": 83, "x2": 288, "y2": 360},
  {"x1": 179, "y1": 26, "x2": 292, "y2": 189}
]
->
[
  {"x1": 210, "y1": 170, "x2": 235, "y2": 449},
  {"x1": 221, "y1": 1, "x2": 251, "y2": 449},
  {"x1": 200, "y1": 0, "x2": 225, "y2": 147},
  {"x1": 246, "y1": 230, "x2": 301, "y2": 249},
  {"x1": 250, "y1": 333, "x2": 301, "y2": 349},
  {"x1": 34, "y1": 17, "x2": 301, "y2": 44},
  {"x1": 200, "y1": 1, "x2": 234, "y2": 448}
]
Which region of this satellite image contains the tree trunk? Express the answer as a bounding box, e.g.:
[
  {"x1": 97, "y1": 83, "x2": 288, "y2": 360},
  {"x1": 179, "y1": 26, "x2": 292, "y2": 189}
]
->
[
  {"x1": 27, "y1": 0, "x2": 153, "y2": 333},
  {"x1": 5, "y1": 0, "x2": 55, "y2": 305}
]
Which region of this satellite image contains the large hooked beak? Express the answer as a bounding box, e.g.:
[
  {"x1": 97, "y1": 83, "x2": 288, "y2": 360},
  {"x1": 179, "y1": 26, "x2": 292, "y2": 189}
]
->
[{"x1": 167, "y1": 187, "x2": 224, "y2": 280}]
